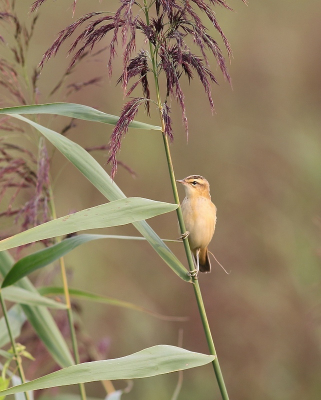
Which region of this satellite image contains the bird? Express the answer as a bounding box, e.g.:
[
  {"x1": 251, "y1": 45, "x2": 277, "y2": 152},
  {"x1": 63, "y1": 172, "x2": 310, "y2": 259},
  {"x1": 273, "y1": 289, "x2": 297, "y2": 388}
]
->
[{"x1": 177, "y1": 175, "x2": 217, "y2": 273}]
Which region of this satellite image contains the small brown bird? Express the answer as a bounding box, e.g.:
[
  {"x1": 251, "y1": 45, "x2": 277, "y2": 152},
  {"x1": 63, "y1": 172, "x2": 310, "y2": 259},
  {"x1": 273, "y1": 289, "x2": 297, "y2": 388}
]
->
[{"x1": 177, "y1": 175, "x2": 217, "y2": 273}]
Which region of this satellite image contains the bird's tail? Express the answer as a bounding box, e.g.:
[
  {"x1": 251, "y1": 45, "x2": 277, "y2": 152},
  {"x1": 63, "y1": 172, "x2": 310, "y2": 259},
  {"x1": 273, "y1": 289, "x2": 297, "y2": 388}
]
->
[{"x1": 198, "y1": 248, "x2": 211, "y2": 273}]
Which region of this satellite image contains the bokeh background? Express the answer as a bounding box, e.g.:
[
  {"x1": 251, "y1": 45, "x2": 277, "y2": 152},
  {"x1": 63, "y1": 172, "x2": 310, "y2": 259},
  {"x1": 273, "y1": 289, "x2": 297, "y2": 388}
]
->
[{"x1": 1, "y1": 0, "x2": 321, "y2": 399}]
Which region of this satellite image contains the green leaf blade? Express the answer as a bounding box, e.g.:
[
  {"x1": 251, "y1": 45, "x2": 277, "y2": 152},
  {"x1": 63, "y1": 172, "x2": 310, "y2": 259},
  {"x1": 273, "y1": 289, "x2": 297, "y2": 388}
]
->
[
  {"x1": 38, "y1": 286, "x2": 188, "y2": 322},
  {"x1": 1, "y1": 287, "x2": 67, "y2": 309},
  {"x1": 4, "y1": 114, "x2": 191, "y2": 282},
  {"x1": 0, "y1": 345, "x2": 215, "y2": 396},
  {"x1": 2, "y1": 235, "x2": 103, "y2": 288},
  {"x1": 0, "y1": 198, "x2": 178, "y2": 256},
  {"x1": 2, "y1": 234, "x2": 181, "y2": 291},
  {"x1": 0, "y1": 252, "x2": 74, "y2": 368},
  {"x1": 0, "y1": 103, "x2": 161, "y2": 130}
]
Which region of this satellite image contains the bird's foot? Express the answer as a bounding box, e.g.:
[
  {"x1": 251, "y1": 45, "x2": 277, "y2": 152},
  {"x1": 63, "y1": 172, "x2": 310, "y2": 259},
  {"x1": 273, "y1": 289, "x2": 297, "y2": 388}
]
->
[
  {"x1": 179, "y1": 231, "x2": 190, "y2": 240},
  {"x1": 188, "y1": 269, "x2": 198, "y2": 279}
]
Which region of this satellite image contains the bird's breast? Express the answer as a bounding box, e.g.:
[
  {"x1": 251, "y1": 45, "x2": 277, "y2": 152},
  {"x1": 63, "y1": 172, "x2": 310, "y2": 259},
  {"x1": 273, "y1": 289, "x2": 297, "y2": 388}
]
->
[{"x1": 181, "y1": 196, "x2": 217, "y2": 251}]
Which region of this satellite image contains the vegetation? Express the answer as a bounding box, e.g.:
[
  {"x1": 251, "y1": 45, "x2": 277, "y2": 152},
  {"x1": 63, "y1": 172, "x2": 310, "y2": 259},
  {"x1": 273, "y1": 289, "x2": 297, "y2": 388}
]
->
[
  {"x1": 1, "y1": 1, "x2": 320, "y2": 400},
  {"x1": 0, "y1": 1, "x2": 242, "y2": 399}
]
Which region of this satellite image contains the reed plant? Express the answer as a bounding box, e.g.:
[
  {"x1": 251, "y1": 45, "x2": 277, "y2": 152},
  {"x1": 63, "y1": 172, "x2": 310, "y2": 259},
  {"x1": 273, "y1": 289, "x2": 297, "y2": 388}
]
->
[{"x1": 0, "y1": 1, "x2": 245, "y2": 399}]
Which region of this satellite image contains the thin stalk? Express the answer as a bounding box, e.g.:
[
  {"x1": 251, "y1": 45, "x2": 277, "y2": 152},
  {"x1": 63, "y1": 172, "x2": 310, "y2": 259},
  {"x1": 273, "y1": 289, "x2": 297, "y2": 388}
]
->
[
  {"x1": 49, "y1": 186, "x2": 114, "y2": 396},
  {"x1": 0, "y1": 292, "x2": 30, "y2": 400},
  {"x1": 162, "y1": 125, "x2": 230, "y2": 400},
  {"x1": 59, "y1": 257, "x2": 87, "y2": 400},
  {"x1": 49, "y1": 186, "x2": 87, "y2": 400},
  {"x1": 143, "y1": 2, "x2": 229, "y2": 399}
]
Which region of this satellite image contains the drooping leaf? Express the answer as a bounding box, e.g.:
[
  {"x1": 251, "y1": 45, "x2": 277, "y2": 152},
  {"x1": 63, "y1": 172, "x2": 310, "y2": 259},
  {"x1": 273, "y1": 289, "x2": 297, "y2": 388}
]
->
[
  {"x1": 0, "y1": 103, "x2": 161, "y2": 131},
  {"x1": 1, "y1": 287, "x2": 67, "y2": 309},
  {"x1": 0, "y1": 252, "x2": 74, "y2": 368},
  {"x1": 3, "y1": 115, "x2": 191, "y2": 282},
  {"x1": 2, "y1": 233, "x2": 180, "y2": 293},
  {"x1": 38, "y1": 286, "x2": 188, "y2": 322},
  {"x1": 0, "y1": 197, "x2": 178, "y2": 256},
  {"x1": 0, "y1": 345, "x2": 215, "y2": 396}
]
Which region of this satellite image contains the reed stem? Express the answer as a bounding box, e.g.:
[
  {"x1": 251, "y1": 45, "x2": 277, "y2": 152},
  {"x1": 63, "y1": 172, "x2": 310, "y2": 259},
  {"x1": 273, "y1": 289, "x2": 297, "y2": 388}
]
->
[
  {"x1": 161, "y1": 133, "x2": 230, "y2": 400},
  {"x1": 49, "y1": 186, "x2": 87, "y2": 400},
  {"x1": 143, "y1": 1, "x2": 230, "y2": 398}
]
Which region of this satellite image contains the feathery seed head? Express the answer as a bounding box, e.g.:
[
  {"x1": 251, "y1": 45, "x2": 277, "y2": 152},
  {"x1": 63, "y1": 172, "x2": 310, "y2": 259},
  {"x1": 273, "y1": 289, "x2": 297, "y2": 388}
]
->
[{"x1": 33, "y1": 0, "x2": 240, "y2": 177}]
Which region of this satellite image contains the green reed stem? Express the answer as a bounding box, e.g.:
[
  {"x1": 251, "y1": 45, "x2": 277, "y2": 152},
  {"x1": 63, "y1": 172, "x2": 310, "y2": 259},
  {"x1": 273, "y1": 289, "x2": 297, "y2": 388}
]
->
[
  {"x1": 49, "y1": 186, "x2": 87, "y2": 400},
  {"x1": 0, "y1": 292, "x2": 30, "y2": 400},
  {"x1": 143, "y1": 2, "x2": 229, "y2": 399},
  {"x1": 162, "y1": 133, "x2": 230, "y2": 400}
]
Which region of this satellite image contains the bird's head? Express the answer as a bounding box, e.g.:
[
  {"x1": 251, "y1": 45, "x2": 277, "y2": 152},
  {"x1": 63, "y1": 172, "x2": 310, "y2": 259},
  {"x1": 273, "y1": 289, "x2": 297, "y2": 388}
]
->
[{"x1": 177, "y1": 175, "x2": 211, "y2": 199}]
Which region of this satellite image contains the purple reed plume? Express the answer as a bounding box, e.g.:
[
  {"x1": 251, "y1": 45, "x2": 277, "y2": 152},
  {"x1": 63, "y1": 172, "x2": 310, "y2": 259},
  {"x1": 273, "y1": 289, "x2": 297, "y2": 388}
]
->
[{"x1": 34, "y1": 0, "x2": 245, "y2": 177}]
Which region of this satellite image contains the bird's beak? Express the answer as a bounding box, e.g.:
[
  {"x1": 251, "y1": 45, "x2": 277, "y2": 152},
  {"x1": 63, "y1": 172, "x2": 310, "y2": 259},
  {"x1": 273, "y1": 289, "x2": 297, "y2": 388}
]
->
[{"x1": 176, "y1": 179, "x2": 185, "y2": 184}]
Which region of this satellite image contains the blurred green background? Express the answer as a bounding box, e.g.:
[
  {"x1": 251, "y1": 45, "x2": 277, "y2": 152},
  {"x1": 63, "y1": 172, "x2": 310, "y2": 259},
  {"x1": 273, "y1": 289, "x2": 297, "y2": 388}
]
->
[{"x1": 1, "y1": 0, "x2": 321, "y2": 399}]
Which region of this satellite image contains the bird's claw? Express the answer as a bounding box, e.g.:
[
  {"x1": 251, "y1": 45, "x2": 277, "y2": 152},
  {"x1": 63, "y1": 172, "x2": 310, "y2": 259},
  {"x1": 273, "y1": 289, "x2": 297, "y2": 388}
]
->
[
  {"x1": 188, "y1": 269, "x2": 198, "y2": 279},
  {"x1": 179, "y1": 231, "x2": 190, "y2": 240}
]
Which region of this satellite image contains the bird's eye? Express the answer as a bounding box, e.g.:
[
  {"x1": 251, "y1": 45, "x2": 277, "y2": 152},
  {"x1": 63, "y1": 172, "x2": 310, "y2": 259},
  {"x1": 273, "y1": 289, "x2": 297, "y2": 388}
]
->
[{"x1": 192, "y1": 181, "x2": 197, "y2": 186}]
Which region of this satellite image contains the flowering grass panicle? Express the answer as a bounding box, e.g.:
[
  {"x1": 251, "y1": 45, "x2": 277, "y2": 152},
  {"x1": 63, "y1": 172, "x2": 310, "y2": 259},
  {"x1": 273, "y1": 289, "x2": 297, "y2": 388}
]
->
[
  {"x1": 0, "y1": 140, "x2": 51, "y2": 238},
  {"x1": 35, "y1": 0, "x2": 243, "y2": 177},
  {"x1": 0, "y1": 1, "x2": 133, "y2": 235}
]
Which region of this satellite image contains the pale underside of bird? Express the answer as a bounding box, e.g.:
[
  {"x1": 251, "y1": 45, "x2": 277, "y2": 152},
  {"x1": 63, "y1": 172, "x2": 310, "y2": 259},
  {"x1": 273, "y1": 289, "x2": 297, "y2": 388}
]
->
[{"x1": 177, "y1": 175, "x2": 217, "y2": 273}]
